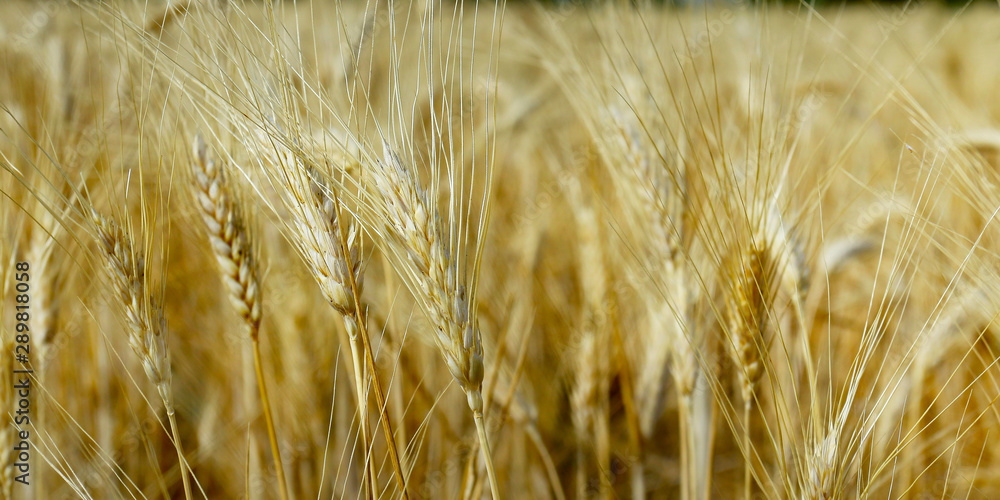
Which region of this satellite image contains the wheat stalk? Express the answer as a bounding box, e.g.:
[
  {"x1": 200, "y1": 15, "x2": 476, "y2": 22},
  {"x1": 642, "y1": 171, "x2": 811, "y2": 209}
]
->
[
  {"x1": 726, "y1": 238, "x2": 769, "y2": 500},
  {"x1": 190, "y1": 136, "x2": 288, "y2": 500},
  {"x1": 566, "y1": 176, "x2": 614, "y2": 500},
  {"x1": 263, "y1": 140, "x2": 410, "y2": 498},
  {"x1": 303, "y1": 162, "x2": 379, "y2": 499},
  {"x1": 90, "y1": 209, "x2": 192, "y2": 500},
  {"x1": 372, "y1": 142, "x2": 499, "y2": 498},
  {"x1": 569, "y1": 332, "x2": 609, "y2": 498},
  {"x1": 607, "y1": 106, "x2": 695, "y2": 499}
]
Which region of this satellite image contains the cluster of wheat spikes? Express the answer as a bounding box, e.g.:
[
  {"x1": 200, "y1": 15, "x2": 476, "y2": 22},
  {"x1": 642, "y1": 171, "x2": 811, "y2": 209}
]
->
[{"x1": 5, "y1": 0, "x2": 1000, "y2": 498}]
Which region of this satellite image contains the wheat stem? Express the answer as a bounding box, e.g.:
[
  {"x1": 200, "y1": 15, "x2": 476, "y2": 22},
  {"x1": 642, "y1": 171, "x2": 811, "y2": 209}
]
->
[
  {"x1": 346, "y1": 317, "x2": 378, "y2": 500},
  {"x1": 305, "y1": 163, "x2": 409, "y2": 498},
  {"x1": 474, "y1": 407, "x2": 502, "y2": 499},
  {"x1": 524, "y1": 423, "x2": 566, "y2": 500},
  {"x1": 678, "y1": 397, "x2": 692, "y2": 500},
  {"x1": 354, "y1": 315, "x2": 409, "y2": 499},
  {"x1": 251, "y1": 335, "x2": 289, "y2": 500},
  {"x1": 743, "y1": 399, "x2": 751, "y2": 500},
  {"x1": 168, "y1": 412, "x2": 193, "y2": 500}
]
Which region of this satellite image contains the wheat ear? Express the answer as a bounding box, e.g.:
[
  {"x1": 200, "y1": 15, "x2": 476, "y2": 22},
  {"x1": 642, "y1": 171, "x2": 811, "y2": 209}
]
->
[
  {"x1": 304, "y1": 164, "x2": 380, "y2": 499},
  {"x1": 373, "y1": 143, "x2": 499, "y2": 498},
  {"x1": 567, "y1": 177, "x2": 613, "y2": 500},
  {"x1": 609, "y1": 107, "x2": 694, "y2": 499},
  {"x1": 803, "y1": 430, "x2": 839, "y2": 499},
  {"x1": 727, "y1": 236, "x2": 774, "y2": 500},
  {"x1": 729, "y1": 246, "x2": 768, "y2": 406},
  {"x1": 257, "y1": 138, "x2": 376, "y2": 495},
  {"x1": 273, "y1": 145, "x2": 409, "y2": 498},
  {"x1": 191, "y1": 137, "x2": 287, "y2": 500},
  {"x1": 91, "y1": 210, "x2": 192, "y2": 500}
]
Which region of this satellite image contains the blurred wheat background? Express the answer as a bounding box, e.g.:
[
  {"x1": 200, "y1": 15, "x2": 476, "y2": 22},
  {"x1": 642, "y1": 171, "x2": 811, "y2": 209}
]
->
[{"x1": 3, "y1": 0, "x2": 1000, "y2": 498}]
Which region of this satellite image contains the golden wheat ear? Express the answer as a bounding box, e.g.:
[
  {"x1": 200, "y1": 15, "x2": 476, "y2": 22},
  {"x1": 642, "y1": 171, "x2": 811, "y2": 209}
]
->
[
  {"x1": 370, "y1": 141, "x2": 498, "y2": 496},
  {"x1": 189, "y1": 136, "x2": 289, "y2": 500},
  {"x1": 90, "y1": 211, "x2": 174, "y2": 414},
  {"x1": 301, "y1": 161, "x2": 382, "y2": 499},
  {"x1": 190, "y1": 136, "x2": 262, "y2": 334},
  {"x1": 89, "y1": 209, "x2": 193, "y2": 500},
  {"x1": 255, "y1": 138, "x2": 409, "y2": 498}
]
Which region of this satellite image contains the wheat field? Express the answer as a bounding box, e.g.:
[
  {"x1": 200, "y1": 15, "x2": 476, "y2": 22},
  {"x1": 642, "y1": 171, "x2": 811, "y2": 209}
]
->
[{"x1": 3, "y1": 0, "x2": 1000, "y2": 498}]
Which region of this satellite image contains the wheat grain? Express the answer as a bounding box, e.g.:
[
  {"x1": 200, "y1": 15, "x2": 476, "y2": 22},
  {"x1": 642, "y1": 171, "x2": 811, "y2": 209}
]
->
[
  {"x1": 92, "y1": 211, "x2": 174, "y2": 415},
  {"x1": 191, "y1": 137, "x2": 262, "y2": 335}
]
